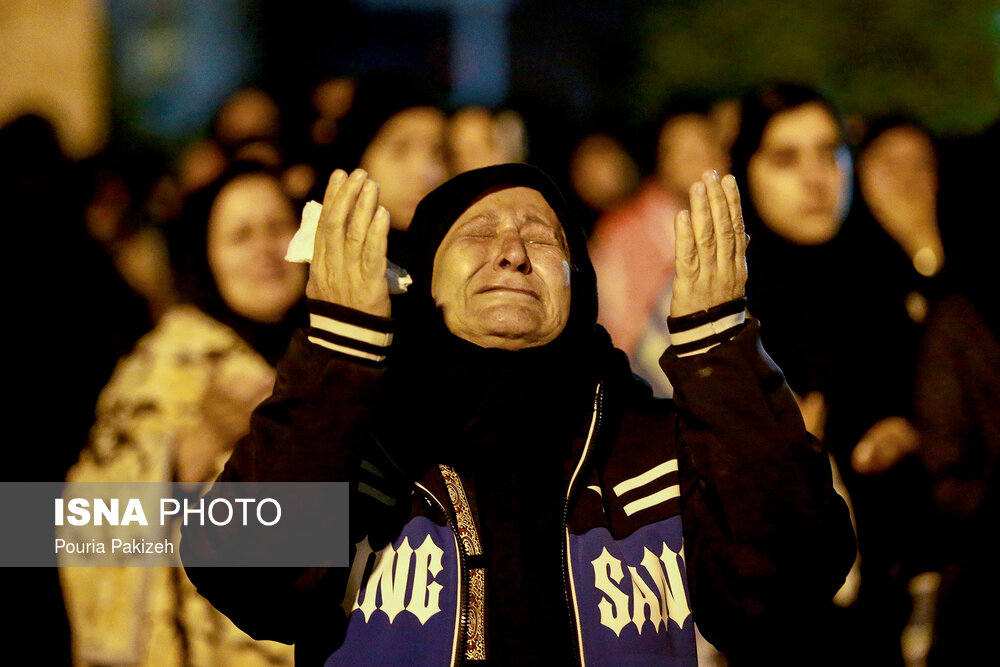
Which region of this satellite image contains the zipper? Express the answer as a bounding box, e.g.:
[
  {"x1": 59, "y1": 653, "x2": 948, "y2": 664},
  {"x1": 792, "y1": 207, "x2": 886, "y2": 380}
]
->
[
  {"x1": 371, "y1": 436, "x2": 467, "y2": 665},
  {"x1": 561, "y1": 382, "x2": 604, "y2": 666},
  {"x1": 414, "y1": 481, "x2": 466, "y2": 667}
]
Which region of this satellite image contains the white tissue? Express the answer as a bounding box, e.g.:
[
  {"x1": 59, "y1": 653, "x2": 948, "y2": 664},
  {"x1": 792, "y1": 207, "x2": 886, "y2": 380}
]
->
[
  {"x1": 285, "y1": 200, "x2": 412, "y2": 294},
  {"x1": 285, "y1": 200, "x2": 324, "y2": 263}
]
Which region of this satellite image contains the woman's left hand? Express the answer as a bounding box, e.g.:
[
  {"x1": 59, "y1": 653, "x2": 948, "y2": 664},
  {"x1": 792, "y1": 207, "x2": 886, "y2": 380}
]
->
[{"x1": 671, "y1": 170, "x2": 748, "y2": 317}]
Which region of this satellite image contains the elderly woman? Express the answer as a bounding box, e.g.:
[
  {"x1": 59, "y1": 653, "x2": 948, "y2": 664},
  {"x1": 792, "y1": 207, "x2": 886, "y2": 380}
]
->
[{"x1": 183, "y1": 164, "x2": 853, "y2": 665}]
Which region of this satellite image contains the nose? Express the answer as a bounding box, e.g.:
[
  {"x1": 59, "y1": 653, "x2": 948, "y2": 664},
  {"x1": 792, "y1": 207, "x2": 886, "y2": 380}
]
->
[
  {"x1": 415, "y1": 148, "x2": 447, "y2": 190},
  {"x1": 801, "y1": 155, "x2": 832, "y2": 194},
  {"x1": 253, "y1": 228, "x2": 285, "y2": 262},
  {"x1": 494, "y1": 231, "x2": 531, "y2": 274}
]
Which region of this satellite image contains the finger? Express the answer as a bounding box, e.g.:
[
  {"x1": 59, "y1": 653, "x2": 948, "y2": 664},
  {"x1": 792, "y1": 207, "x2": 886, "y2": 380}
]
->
[
  {"x1": 346, "y1": 178, "x2": 380, "y2": 249},
  {"x1": 722, "y1": 174, "x2": 748, "y2": 264},
  {"x1": 328, "y1": 169, "x2": 368, "y2": 249},
  {"x1": 362, "y1": 205, "x2": 390, "y2": 273},
  {"x1": 315, "y1": 170, "x2": 348, "y2": 261},
  {"x1": 689, "y1": 179, "x2": 715, "y2": 262},
  {"x1": 704, "y1": 170, "x2": 735, "y2": 264},
  {"x1": 673, "y1": 208, "x2": 697, "y2": 275},
  {"x1": 321, "y1": 169, "x2": 348, "y2": 204},
  {"x1": 319, "y1": 169, "x2": 349, "y2": 230},
  {"x1": 852, "y1": 439, "x2": 875, "y2": 473}
]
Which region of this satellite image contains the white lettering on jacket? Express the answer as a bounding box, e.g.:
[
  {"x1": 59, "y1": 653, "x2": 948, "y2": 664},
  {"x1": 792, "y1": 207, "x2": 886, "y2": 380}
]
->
[
  {"x1": 591, "y1": 543, "x2": 692, "y2": 636},
  {"x1": 342, "y1": 535, "x2": 445, "y2": 625}
]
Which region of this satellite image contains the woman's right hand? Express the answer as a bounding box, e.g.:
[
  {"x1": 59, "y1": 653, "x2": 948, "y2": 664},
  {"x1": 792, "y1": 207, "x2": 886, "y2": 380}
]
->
[
  {"x1": 177, "y1": 355, "x2": 276, "y2": 483},
  {"x1": 306, "y1": 169, "x2": 392, "y2": 317},
  {"x1": 851, "y1": 416, "x2": 919, "y2": 475}
]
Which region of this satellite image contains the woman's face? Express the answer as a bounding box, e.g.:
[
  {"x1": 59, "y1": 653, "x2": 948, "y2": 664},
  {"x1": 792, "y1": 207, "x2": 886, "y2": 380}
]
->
[
  {"x1": 858, "y1": 125, "x2": 938, "y2": 243},
  {"x1": 747, "y1": 102, "x2": 852, "y2": 245},
  {"x1": 207, "y1": 174, "x2": 306, "y2": 323},
  {"x1": 360, "y1": 106, "x2": 448, "y2": 231},
  {"x1": 431, "y1": 187, "x2": 572, "y2": 350}
]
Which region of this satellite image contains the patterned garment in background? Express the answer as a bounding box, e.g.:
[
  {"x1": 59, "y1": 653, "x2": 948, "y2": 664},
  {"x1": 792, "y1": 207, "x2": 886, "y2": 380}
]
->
[{"x1": 59, "y1": 305, "x2": 293, "y2": 667}]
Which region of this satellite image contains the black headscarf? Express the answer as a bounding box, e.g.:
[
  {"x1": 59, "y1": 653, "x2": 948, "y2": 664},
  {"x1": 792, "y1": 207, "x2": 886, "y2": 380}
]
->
[
  {"x1": 374, "y1": 163, "x2": 630, "y2": 471},
  {"x1": 167, "y1": 161, "x2": 307, "y2": 365}
]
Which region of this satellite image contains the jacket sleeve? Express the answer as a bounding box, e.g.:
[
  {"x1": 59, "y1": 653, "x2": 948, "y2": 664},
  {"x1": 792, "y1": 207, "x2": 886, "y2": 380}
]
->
[
  {"x1": 660, "y1": 299, "x2": 856, "y2": 659},
  {"x1": 180, "y1": 300, "x2": 394, "y2": 653}
]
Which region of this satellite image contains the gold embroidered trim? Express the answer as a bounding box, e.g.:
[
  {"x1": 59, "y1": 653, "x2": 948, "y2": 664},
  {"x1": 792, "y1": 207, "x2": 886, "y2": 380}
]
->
[
  {"x1": 466, "y1": 568, "x2": 486, "y2": 660},
  {"x1": 438, "y1": 464, "x2": 485, "y2": 660},
  {"x1": 439, "y1": 464, "x2": 482, "y2": 555}
]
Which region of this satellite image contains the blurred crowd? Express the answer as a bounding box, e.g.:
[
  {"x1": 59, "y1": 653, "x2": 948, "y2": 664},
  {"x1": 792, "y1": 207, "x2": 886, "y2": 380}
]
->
[{"x1": 4, "y1": 68, "x2": 998, "y2": 666}]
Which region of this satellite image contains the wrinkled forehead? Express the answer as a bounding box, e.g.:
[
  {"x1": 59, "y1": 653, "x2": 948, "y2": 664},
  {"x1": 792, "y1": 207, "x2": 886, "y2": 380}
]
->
[
  {"x1": 430, "y1": 186, "x2": 570, "y2": 282},
  {"x1": 448, "y1": 185, "x2": 565, "y2": 236},
  {"x1": 405, "y1": 164, "x2": 585, "y2": 293}
]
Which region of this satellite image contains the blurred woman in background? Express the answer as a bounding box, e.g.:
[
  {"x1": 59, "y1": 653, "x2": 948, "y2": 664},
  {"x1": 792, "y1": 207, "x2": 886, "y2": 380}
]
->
[
  {"x1": 857, "y1": 117, "x2": 945, "y2": 326},
  {"x1": 60, "y1": 161, "x2": 304, "y2": 667},
  {"x1": 320, "y1": 70, "x2": 449, "y2": 235},
  {"x1": 729, "y1": 82, "x2": 925, "y2": 666}
]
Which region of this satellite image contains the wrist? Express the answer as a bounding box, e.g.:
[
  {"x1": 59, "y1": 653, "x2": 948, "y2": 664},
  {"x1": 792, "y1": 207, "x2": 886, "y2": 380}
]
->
[
  {"x1": 667, "y1": 297, "x2": 747, "y2": 357},
  {"x1": 306, "y1": 299, "x2": 394, "y2": 363}
]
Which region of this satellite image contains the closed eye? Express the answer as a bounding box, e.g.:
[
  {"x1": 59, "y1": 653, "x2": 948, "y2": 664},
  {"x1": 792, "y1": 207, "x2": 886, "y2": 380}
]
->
[{"x1": 521, "y1": 221, "x2": 561, "y2": 246}]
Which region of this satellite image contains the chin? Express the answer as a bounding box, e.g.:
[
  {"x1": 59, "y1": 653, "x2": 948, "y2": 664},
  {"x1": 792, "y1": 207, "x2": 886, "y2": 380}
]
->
[
  {"x1": 788, "y1": 218, "x2": 841, "y2": 245},
  {"x1": 236, "y1": 293, "x2": 299, "y2": 323},
  {"x1": 448, "y1": 318, "x2": 553, "y2": 350},
  {"x1": 481, "y1": 306, "x2": 545, "y2": 334},
  {"x1": 798, "y1": 230, "x2": 840, "y2": 246}
]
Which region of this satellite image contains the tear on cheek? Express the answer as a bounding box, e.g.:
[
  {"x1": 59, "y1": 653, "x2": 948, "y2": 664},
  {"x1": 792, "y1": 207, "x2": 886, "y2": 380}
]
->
[{"x1": 562, "y1": 260, "x2": 571, "y2": 286}]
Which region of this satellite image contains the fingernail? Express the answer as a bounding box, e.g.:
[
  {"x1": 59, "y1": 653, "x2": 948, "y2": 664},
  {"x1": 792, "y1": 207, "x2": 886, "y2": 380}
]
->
[
  {"x1": 711, "y1": 170, "x2": 719, "y2": 181},
  {"x1": 363, "y1": 180, "x2": 374, "y2": 193}
]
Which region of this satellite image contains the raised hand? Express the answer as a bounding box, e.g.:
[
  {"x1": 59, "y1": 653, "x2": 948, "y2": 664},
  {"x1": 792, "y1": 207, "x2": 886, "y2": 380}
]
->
[
  {"x1": 851, "y1": 416, "x2": 919, "y2": 475},
  {"x1": 306, "y1": 168, "x2": 392, "y2": 317},
  {"x1": 671, "y1": 170, "x2": 748, "y2": 318},
  {"x1": 178, "y1": 354, "x2": 276, "y2": 483}
]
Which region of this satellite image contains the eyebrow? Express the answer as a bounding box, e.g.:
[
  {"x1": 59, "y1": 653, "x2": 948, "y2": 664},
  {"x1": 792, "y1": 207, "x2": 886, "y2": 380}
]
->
[
  {"x1": 521, "y1": 211, "x2": 559, "y2": 228},
  {"x1": 456, "y1": 210, "x2": 500, "y2": 229}
]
